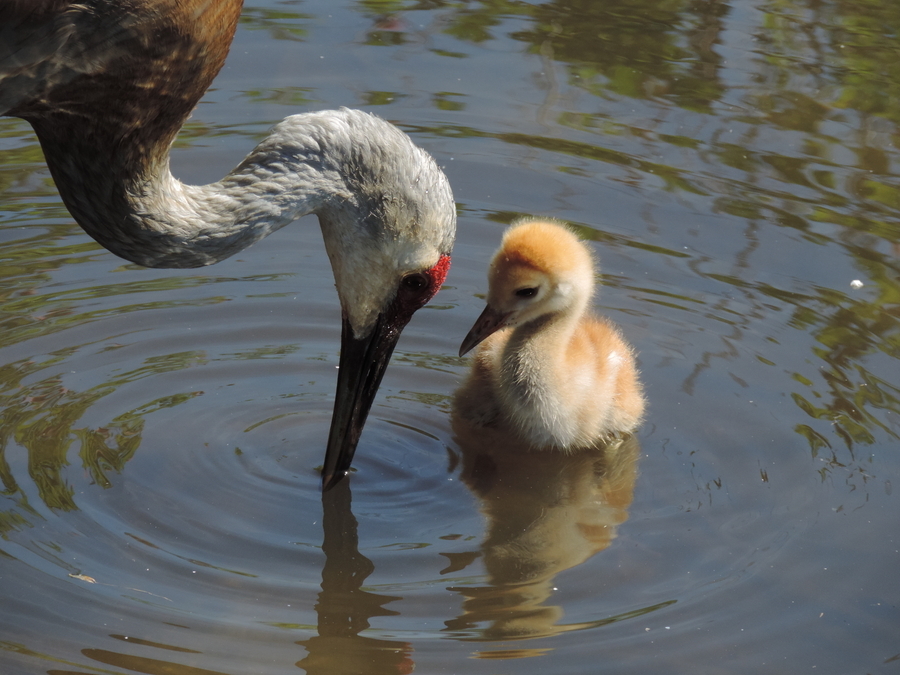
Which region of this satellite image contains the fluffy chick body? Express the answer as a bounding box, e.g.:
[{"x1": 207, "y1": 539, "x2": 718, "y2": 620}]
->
[{"x1": 456, "y1": 219, "x2": 644, "y2": 448}]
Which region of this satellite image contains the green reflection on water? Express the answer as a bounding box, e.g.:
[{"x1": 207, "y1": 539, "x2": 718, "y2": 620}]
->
[
  {"x1": 239, "y1": 6, "x2": 312, "y2": 41},
  {"x1": 0, "y1": 351, "x2": 206, "y2": 514}
]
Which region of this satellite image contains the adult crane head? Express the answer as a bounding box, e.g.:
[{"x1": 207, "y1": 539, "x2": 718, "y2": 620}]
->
[{"x1": 305, "y1": 111, "x2": 456, "y2": 490}]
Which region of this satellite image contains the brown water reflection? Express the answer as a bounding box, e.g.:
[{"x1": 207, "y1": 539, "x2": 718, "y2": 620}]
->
[
  {"x1": 299, "y1": 480, "x2": 412, "y2": 674},
  {"x1": 446, "y1": 423, "x2": 643, "y2": 641}
]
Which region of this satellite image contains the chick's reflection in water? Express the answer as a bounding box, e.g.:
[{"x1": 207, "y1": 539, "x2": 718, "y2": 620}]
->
[{"x1": 445, "y1": 426, "x2": 640, "y2": 640}]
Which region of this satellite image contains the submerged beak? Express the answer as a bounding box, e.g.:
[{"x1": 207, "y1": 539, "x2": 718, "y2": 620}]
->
[
  {"x1": 321, "y1": 314, "x2": 402, "y2": 491},
  {"x1": 459, "y1": 304, "x2": 511, "y2": 357}
]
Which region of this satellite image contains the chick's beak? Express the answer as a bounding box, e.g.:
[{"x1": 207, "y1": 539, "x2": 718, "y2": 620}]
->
[
  {"x1": 459, "y1": 304, "x2": 510, "y2": 357},
  {"x1": 321, "y1": 314, "x2": 401, "y2": 491}
]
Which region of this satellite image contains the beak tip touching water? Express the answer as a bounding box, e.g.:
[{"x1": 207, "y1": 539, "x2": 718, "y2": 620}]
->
[
  {"x1": 320, "y1": 315, "x2": 402, "y2": 491},
  {"x1": 321, "y1": 469, "x2": 346, "y2": 492},
  {"x1": 322, "y1": 301, "x2": 507, "y2": 488}
]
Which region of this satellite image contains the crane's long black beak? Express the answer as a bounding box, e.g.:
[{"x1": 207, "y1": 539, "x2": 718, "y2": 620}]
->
[{"x1": 321, "y1": 314, "x2": 402, "y2": 491}]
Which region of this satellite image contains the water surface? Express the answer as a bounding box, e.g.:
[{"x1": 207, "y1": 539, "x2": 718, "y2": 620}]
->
[{"x1": 1, "y1": 1, "x2": 898, "y2": 673}]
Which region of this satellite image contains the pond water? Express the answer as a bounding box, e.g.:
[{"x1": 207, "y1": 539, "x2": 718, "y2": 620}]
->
[{"x1": 2, "y1": 1, "x2": 899, "y2": 673}]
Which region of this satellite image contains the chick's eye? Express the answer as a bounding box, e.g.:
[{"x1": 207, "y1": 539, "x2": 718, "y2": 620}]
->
[
  {"x1": 402, "y1": 274, "x2": 428, "y2": 292},
  {"x1": 515, "y1": 287, "x2": 538, "y2": 298}
]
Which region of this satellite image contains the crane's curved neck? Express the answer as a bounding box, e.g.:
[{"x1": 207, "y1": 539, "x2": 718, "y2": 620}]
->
[
  {"x1": 29, "y1": 115, "x2": 337, "y2": 268},
  {"x1": 25, "y1": 106, "x2": 455, "y2": 335}
]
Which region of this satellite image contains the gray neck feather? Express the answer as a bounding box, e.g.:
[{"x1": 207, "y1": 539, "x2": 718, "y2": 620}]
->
[{"x1": 39, "y1": 108, "x2": 453, "y2": 269}]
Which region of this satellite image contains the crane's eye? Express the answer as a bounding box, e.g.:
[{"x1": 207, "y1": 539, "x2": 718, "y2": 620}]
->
[
  {"x1": 402, "y1": 273, "x2": 428, "y2": 291},
  {"x1": 515, "y1": 287, "x2": 538, "y2": 298}
]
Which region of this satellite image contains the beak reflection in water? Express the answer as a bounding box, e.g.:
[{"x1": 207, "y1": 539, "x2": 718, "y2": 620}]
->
[{"x1": 446, "y1": 417, "x2": 643, "y2": 640}]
